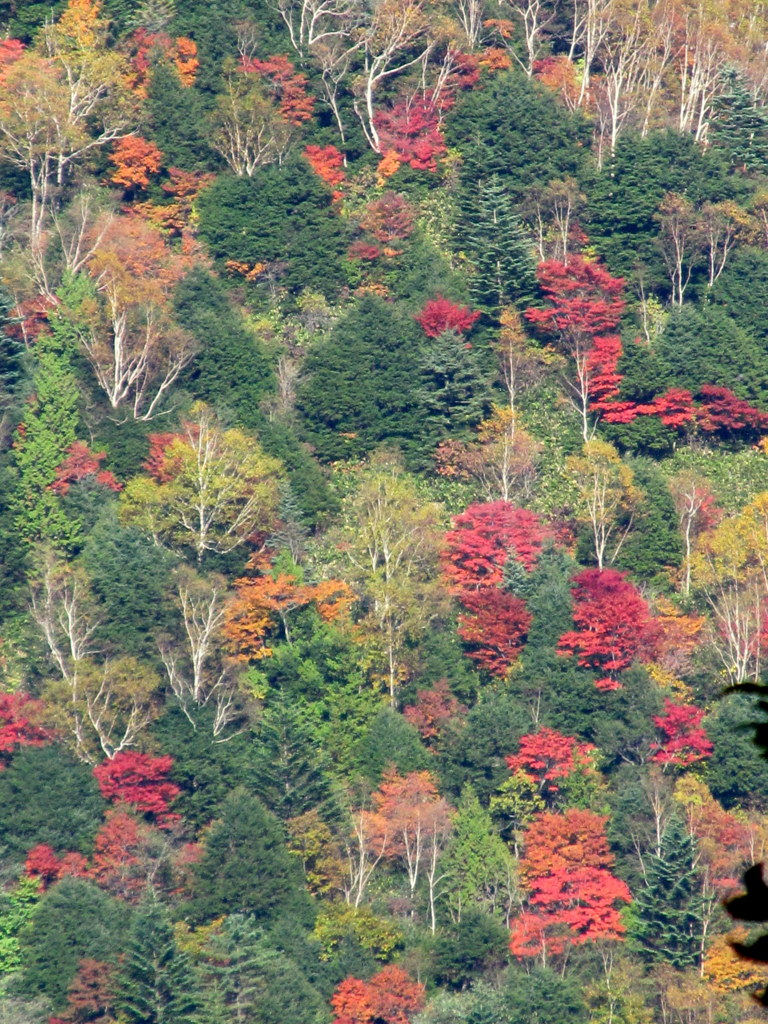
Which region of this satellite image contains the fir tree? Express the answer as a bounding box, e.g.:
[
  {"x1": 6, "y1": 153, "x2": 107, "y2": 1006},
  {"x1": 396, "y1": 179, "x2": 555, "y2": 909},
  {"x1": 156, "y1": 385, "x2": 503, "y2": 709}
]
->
[
  {"x1": 630, "y1": 815, "x2": 703, "y2": 970},
  {"x1": 119, "y1": 896, "x2": 201, "y2": 1024},
  {"x1": 464, "y1": 176, "x2": 537, "y2": 315},
  {"x1": 710, "y1": 68, "x2": 768, "y2": 173},
  {"x1": 418, "y1": 329, "x2": 490, "y2": 437},
  {"x1": 250, "y1": 690, "x2": 340, "y2": 823},
  {"x1": 502, "y1": 546, "x2": 534, "y2": 599},
  {"x1": 11, "y1": 296, "x2": 81, "y2": 549}
]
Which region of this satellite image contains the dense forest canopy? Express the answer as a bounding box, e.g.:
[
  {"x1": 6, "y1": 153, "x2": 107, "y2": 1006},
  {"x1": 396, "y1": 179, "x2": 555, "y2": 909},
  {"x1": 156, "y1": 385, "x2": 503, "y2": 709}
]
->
[{"x1": 3, "y1": 0, "x2": 768, "y2": 1020}]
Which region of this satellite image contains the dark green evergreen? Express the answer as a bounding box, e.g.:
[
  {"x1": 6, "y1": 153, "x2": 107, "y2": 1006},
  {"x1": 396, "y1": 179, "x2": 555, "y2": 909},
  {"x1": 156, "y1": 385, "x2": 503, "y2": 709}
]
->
[
  {"x1": 656, "y1": 304, "x2": 768, "y2": 407},
  {"x1": 710, "y1": 68, "x2": 768, "y2": 173},
  {"x1": 297, "y1": 295, "x2": 428, "y2": 464},
  {"x1": 186, "y1": 788, "x2": 313, "y2": 926},
  {"x1": 585, "y1": 130, "x2": 737, "y2": 286},
  {"x1": 144, "y1": 61, "x2": 217, "y2": 171},
  {"x1": 250, "y1": 690, "x2": 340, "y2": 822},
  {"x1": 174, "y1": 266, "x2": 274, "y2": 428},
  {"x1": 351, "y1": 707, "x2": 431, "y2": 784},
  {"x1": 0, "y1": 745, "x2": 106, "y2": 858},
  {"x1": 629, "y1": 815, "x2": 703, "y2": 970},
  {"x1": 463, "y1": 176, "x2": 537, "y2": 315},
  {"x1": 418, "y1": 329, "x2": 490, "y2": 437},
  {"x1": 119, "y1": 897, "x2": 201, "y2": 1024},
  {"x1": 200, "y1": 914, "x2": 328, "y2": 1024},
  {"x1": 15, "y1": 878, "x2": 126, "y2": 1011},
  {"x1": 196, "y1": 162, "x2": 346, "y2": 298},
  {"x1": 615, "y1": 457, "x2": 682, "y2": 584},
  {"x1": 447, "y1": 69, "x2": 589, "y2": 204}
]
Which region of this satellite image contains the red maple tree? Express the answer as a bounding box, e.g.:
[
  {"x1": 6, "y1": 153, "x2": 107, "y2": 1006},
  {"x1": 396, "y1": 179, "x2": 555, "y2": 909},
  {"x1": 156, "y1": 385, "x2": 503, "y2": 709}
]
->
[
  {"x1": 416, "y1": 295, "x2": 480, "y2": 338},
  {"x1": 443, "y1": 501, "x2": 548, "y2": 590},
  {"x1": 557, "y1": 568, "x2": 659, "y2": 691},
  {"x1": 331, "y1": 966, "x2": 426, "y2": 1024},
  {"x1": 374, "y1": 97, "x2": 447, "y2": 171},
  {"x1": 510, "y1": 808, "x2": 631, "y2": 962},
  {"x1": 457, "y1": 588, "x2": 532, "y2": 676},
  {"x1": 506, "y1": 728, "x2": 598, "y2": 802},
  {"x1": 0, "y1": 692, "x2": 50, "y2": 768},
  {"x1": 241, "y1": 54, "x2": 314, "y2": 123},
  {"x1": 304, "y1": 144, "x2": 345, "y2": 198},
  {"x1": 650, "y1": 700, "x2": 714, "y2": 767},
  {"x1": 25, "y1": 844, "x2": 88, "y2": 888},
  {"x1": 52, "y1": 441, "x2": 122, "y2": 495},
  {"x1": 93, "y1": 751, "x2": 180, "y2": 824},
  {"x1": 403, "y1": 679, "x2": 466, "y2": 745}
]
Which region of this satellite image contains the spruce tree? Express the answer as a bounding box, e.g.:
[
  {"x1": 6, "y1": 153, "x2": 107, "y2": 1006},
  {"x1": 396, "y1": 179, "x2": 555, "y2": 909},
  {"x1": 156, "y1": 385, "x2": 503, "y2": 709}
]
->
[
  {"x1": 11, "y1": 292, "x2": 81, "y2": 549},
  {"x1": 418, "y1": 328, "x2": 490, "y2": 436},
  {"x1": 710, "y1": 68, "x2": 768, "y2": 173},
  {"x1": 250, "y1": 690, "x2": 340, "y2": 823},
  {"x1": 464, "y1": 176, "x2": 537, "y2": 315},
  {"x1": 119, "y1": 897, "x2": 201, "y2": 1024},
  {"x1": 630, "y1": 815, "x2": 703, "y2": 970}
]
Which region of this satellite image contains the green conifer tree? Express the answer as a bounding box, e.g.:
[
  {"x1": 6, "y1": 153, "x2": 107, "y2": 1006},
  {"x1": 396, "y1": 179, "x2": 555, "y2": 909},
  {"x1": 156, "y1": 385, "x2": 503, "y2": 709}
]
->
[
  {"x1": 630, "y1": 815, "x2": 703, "y2": 970},
  {"x1": 11, "y1": 295, "x2": 81, "y2": 549},
  {"x1": 119, "y1": 897, "x2": 201, "y2": 1024},
  {"x1": 464, "y1": 176, "x2": 537, "y2": 315}
]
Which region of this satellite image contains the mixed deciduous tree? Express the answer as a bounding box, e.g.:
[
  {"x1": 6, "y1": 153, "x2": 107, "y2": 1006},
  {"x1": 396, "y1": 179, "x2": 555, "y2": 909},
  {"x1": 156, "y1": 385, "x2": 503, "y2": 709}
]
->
[
  {"x1": 120, "y1": 403, "x2": 281, "y2": 561},
  {"x1": 510, "y1": 808, "x2": 631, "y2": 965},
  {"x1": 331, "y1": 965, "x2": 426, "y2": 1024}
]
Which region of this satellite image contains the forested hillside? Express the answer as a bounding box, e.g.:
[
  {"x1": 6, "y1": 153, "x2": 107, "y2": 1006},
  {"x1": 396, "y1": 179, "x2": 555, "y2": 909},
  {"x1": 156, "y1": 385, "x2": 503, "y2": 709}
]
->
[{"x1": 3, "y1": 0, "x2": 768, "y2": 1020}]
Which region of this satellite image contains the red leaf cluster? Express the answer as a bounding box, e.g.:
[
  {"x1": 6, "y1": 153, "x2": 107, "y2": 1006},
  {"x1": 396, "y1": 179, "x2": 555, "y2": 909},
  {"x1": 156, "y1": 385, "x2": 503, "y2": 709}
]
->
[
  {"x1": 25, "y1": 844, "x2": 88, "y2": 887},
  {"x1": 143, "y1": 432, "x2": 183, "y2": 482},
  {"x1": 374, "y1": 97, "x2": 447, "y2": 171},
  {"x1": 304, "y1": 144, "x2": 346, "y2": 199},
  {"x1": 696, "y1": 385, "x2": 768, "y2": 436},
  {"x1": 128, "y1": 29, "x2": 198, "y2": 92},
  {"x1": 403, "y1": 679, "x2": 466, "y2": 744},
  {"x1": 52, "y1": 441, "x2": 122, "y2": 495},
  {"x1": 93, "y1": 751, "x2": 180, "y2": 824},
  {"x1": 443, "y1": 501, "x2": 548, "y2": 589},
  {"x1": 557, "y1": 568, "x2": 659, "y2": 690},
  {"x1": 457, "y1": 588, "x2": 532, "y2": 677},
  {"x1": 416, "y1": 295, "x2": 480, "y2": 338},
  {"x1": 526, "y1": 258, "x2": 626, "y2": 340},
  {"x1": 510, "y1": 808, "x2": 631, "y2": 960},
  {"x1": 650, "y1": 699, "x2": 714, "y2": 767},
  {"x1": 0, "y1": 692, "x2": 50, "y2": 768},
  {"x1": 332, "y1": 966, "x2": 425, "y2": 1024},
  {"x1": 506, "y1": 728, "x2": 597, "y2": 797},
  {"x1": 241, "y1": 54, "x2": 314, "y2": 123}
]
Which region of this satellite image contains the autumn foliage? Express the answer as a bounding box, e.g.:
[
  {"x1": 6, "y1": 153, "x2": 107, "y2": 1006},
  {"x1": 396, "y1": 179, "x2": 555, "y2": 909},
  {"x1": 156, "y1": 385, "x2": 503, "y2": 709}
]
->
[
  {"x1": 443, "y1": 501, "x2": 548, "y2": 589},
  {"x1": 52, "y1": 441, "x2": 121, "y2": 494},
  {"x1": 651, "y1": 700, "x2": 714, "y2": 767},
  {"x1": 457, "y1": 587, "x2": 532, "y2": 676},
  {"x1": 374, "y1": 98, "x2": 446, "y2": 171},
  {"x1": 331, "y1": 965, "x2": 426, "y2": 1024},
  {"x1": 506, "y1": 728, "x2": 598, "y2": 800},
  {"x1": 109, "y1": 136, "x2": 163, "y2": 191},
  {"x1": 93, "y1": 751, "x2": 180, "y2": 824},
  {"x1": 510, "y1": 808, "x2": 631, "y2": 960},
  {"x1": 0, "y1": 692, "x2": 50, "y2": 767},
  {"x1": 558, "y1": 568, "x2": 659, "y2": 690},
  {"x1": 416, "y1": 296, "x2": 480, "y2": 338}
]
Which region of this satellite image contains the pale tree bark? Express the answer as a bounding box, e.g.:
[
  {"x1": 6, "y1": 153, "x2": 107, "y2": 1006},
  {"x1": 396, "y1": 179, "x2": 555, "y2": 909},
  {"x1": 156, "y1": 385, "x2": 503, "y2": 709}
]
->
[
  {"x1": 353, "y1": 0, "x2": 433, "y2": 152},
  {"x1": 158, "y1": 569, "x2": 245, "y2": 739}
]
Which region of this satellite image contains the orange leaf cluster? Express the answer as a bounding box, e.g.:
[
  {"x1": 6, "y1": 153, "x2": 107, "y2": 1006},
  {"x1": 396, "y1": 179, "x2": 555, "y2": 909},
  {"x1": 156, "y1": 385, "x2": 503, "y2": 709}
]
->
[
  {"x1": 332, "y1": 966, "x2": 425, "y2": 1024},
  {"x1": 224, "y1": 551, "x2": 354, "y2": 660},
  {"x1": 109, "y1": 136, "x2": 163, "y2": 191}
]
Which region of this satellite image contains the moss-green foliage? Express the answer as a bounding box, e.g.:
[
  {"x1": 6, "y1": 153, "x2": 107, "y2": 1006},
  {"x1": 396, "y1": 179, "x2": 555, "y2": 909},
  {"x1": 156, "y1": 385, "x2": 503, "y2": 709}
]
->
[
  {"x1": 175, "y1": 266, "x2": 274, "y2": 425},
  {"x1": 297, "y1": 295, "x2": 429, "y2": 464},
  {"x1": 186, "y1": 789, "x2": 314, "y2": 926},
  {"x1": 144, "y1": 62, "x2": 219, "y2": 171},
  {"x1": 197, "y1": 162, "x2": 346, "y2": 297},
  {"x1": 585, "y1": 130, "x2": 737, "y2": 288},
  {"x1": 15, "y1": 879, "x2": 126, "y2": 1010},
  {"x1": 447, "y1": 69, "x2": 590, "y2": 203},
  {"x1": 0, "y1": 746, "x2": 106, "y2": 859},
  {"x1": 655, "y1": 305, "x2": 768, "y2": 405}
]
